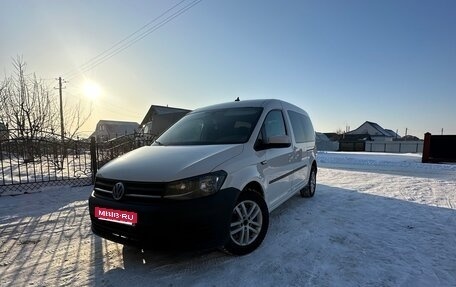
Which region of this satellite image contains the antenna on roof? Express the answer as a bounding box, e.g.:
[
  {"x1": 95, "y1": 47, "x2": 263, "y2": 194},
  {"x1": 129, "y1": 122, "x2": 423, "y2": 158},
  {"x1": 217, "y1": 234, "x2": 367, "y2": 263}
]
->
[{"x1": 235, "y1": 97, "x2": 240, "y2": 102}]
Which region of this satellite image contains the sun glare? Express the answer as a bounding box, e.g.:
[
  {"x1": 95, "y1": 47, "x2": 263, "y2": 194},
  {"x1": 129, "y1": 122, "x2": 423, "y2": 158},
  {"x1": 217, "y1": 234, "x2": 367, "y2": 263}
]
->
[{"x1": 83, "y1": 80, "x2": 101, "y2": 100}]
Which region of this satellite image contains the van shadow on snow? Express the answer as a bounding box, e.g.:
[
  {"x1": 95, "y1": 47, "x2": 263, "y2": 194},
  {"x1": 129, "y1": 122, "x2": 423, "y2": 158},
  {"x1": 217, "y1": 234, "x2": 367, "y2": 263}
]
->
[
  {"x1": 94, "y1": 184, "x2": 456, "y2": 286},
  {"x1": 0, "y1": 185, "x2": 92, "y2": 222},
  {"x1": 0, "y1": 199, "x2": 94, "y2": 287}
]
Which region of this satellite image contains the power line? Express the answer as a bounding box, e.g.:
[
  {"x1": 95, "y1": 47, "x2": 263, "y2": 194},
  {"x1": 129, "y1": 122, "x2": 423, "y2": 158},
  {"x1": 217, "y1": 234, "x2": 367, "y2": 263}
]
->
[
  {"x1": 62, "y1": 0, "x2": 188, "y2": 79},
  {"x1": 65, "y1": 0, "x2": 202, "y2": 80}
]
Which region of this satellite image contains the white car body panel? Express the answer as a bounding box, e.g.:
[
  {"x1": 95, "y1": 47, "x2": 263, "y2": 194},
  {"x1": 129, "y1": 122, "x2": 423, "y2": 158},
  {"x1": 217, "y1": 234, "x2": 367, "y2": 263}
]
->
[
  {"x1": 97, "y1": 144, "x2": 243, "y2": 182},
  {"x1": 96, "y1": 99, "x2": 316, "y2": 213}
]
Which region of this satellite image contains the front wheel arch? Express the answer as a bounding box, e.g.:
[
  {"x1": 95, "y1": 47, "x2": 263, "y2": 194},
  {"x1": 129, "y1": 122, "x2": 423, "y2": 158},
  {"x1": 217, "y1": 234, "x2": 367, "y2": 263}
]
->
[{"x1": 222, "y1": 188, "x2": 269, "y2": 255}]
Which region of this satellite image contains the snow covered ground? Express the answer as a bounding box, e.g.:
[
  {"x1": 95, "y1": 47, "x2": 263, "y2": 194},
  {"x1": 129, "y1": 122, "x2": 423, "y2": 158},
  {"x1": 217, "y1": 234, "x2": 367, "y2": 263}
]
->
[{"x1": 0, "y1": 152, "x2": 455, "y2": 286}]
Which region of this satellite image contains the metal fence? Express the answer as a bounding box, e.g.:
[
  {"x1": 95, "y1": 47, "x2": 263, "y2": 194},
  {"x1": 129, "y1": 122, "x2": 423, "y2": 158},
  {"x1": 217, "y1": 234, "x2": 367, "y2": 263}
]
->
[
  {"x1": 0, "y1": 129, "x2": 156, "y2": 195},
  {"x1": 365, "y1": 140, "x2": 423, "y2": 153},
  {"x1": 339, "y1": 141, "x2": 366, "y2": 152},
  {"x1": 95, "y1": 133, "x2": 156, "y2": 169},
  {"x1": 0, "y1": 130, "x2": 92, "y2": 195}
]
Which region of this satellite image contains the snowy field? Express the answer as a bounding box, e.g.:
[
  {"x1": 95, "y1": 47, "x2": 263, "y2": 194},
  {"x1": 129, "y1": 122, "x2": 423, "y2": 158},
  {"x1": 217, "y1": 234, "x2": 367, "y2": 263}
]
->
[{"x1": 0, "y1": 152, "x2": 455, "y2": 286}]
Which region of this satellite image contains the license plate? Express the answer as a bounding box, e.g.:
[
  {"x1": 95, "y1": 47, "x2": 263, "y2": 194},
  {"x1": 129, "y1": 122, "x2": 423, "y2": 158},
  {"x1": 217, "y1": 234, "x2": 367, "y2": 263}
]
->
[{"x1": 95, "y1": 207, "x2": 138, "y2": 225}]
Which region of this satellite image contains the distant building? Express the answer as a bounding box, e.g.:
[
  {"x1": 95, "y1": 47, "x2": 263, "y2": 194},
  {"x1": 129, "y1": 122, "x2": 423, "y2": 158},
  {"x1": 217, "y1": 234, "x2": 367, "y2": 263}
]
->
[
  {"x1": 401, "y1": 135, "x2": 420, "y2": 141},
  {"x1": 140, "y1": 105, "x2": 191, "y2": 137},
  {"x1": 324, "y1": 133, "x2": 342, "y2": 142},
  {"x1": 337, "y1": 121, "x2": 394, "y2": 151},
  {"x1": 0, "y1": 122, "x2": 8, "y2": 141},
  {"x1": 316, "y1": 132, "x2": 339, "y2": 151},
  {"x1": 346, "y1": 121, "x2": 398, "y2": 141},
  {"x1": 91, "y1": 120, "x2": 139, "y2": 142},
  {"x1": 385, "y1": 129, "x2": 401, "y2": 139},
  {"x1": 340, "y1": 121, "x2": 423, "y2": 153}
]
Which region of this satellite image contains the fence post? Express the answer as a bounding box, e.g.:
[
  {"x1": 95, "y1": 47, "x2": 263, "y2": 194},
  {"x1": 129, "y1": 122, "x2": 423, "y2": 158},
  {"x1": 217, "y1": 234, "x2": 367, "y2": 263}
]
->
[
  {"x1": 422, "y1": 132, "x2": 431, "y2": 163},
  {"x1": 90, "y1": 137, "x2": 97, "y2": 183}
]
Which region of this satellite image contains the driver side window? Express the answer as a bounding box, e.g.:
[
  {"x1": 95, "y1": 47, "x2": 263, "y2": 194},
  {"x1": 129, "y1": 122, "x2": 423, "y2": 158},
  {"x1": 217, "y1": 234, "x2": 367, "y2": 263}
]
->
[
  {"x1": 263, "y1": 110, "x2": 287, "y2": 138},
  {"x1": 256, "y1": 110, "x2": 287, "y2": 149}
]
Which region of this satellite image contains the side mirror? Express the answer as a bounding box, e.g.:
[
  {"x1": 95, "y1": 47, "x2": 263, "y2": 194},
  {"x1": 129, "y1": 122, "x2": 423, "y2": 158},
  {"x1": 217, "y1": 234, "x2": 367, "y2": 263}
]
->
[
  {"x1": 255, "y1": 135, "x2": 291, "y2": 150},
  {"x1": 266, "y1": 135, "x2": 291, "y2": 146}
]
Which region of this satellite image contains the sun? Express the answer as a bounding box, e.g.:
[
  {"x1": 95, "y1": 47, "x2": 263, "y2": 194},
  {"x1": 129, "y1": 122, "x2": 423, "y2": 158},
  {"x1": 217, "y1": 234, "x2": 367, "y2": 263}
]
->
[{"x1": 82, "y1": 80, "x2": 101, "y2": 100}]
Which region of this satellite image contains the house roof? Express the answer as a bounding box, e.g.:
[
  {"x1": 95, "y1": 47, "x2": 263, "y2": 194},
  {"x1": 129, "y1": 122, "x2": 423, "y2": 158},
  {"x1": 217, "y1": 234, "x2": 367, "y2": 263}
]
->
[
  {"x1": 366, "y1": 121, "x2": 391, "y2": 136},
  {"x1": 385, "y1": 129, "x2": 400, "y2": 138},
  {"x1": 140, "y1": 105, "x2": 191, "y2": 126},
  {"x1": 324, "y1": 133, "x2": 341, "y2": 141},
  {"x1": 316, "y1": 132, "x2": 331, "y2": 142},
  {"x1": 402, "y1": 135, "x2": 420, "y2": 141},
  {"x1": 91, "y1": 120, "x2": 139, "y2": 138},
  {"x1": 347, "y1": 121, "x2": 393, "y2": 137}
]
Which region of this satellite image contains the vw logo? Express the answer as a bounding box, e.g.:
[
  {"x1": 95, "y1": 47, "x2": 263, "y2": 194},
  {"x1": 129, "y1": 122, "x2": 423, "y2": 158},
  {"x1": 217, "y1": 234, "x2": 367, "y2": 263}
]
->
[{"x1": 112, "y1": 182, "x2": 125, "y2": 201}]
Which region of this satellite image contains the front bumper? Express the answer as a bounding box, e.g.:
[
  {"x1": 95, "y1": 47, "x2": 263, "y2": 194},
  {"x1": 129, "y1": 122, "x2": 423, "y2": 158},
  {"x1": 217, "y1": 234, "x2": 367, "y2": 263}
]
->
[{"x1": 88, "y1": 187, "x2": 240, "y2": 250}]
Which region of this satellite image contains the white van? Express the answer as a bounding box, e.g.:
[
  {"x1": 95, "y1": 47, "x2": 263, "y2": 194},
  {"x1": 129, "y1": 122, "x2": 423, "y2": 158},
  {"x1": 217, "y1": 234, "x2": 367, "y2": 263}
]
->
[{"x1": 89, "y1": 99, "x2": 317, "y2": 255}]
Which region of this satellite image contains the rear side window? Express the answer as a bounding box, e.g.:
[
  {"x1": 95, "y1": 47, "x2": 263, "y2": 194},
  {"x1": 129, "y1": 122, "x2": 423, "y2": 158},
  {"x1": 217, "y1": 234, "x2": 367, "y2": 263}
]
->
[{"x1": 287, "y1": 110, "x2": 315, "y2": 143}]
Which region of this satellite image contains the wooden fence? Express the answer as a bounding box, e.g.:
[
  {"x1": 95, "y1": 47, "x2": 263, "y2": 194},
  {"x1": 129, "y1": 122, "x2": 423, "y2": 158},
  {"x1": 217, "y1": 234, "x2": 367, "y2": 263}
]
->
[{"x1": 422, "y1": 133, "x2": 456, "y2": 163}]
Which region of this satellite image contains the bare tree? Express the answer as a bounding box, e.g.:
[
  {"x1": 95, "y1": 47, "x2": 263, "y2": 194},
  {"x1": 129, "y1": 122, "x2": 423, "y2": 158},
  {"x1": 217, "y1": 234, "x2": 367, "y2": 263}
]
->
[
  {"x1": 335, "y1": 128, "x2": 344, "y2": 135},
  {"x1": 63, "y1": 97, "x2": 92, "y2": 140},
  {"x1": 0, "y1": 57, "x2": 92, "y2": 166},
  {"x1": 0, "y1": 57, "x2": 56, "y2": 139},
  {"x1": 0, "y1": 79, "x2": 7, "y2": 123},
  {"x1": 0, "y1": 56, "x2": 91, "y2": 139}
]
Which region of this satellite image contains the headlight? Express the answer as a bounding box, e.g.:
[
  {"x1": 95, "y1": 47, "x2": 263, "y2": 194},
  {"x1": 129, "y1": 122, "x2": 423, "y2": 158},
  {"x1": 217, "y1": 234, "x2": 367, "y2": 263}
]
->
[{"x1": 164, "y1": 171, "x2": 227, "y2": 200}]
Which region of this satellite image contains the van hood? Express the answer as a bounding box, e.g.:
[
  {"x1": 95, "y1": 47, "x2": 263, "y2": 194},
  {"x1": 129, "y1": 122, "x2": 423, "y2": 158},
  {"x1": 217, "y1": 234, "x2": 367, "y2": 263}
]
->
[{"x1": 96, "y1": 145, "x2": 243, "y2": 182}]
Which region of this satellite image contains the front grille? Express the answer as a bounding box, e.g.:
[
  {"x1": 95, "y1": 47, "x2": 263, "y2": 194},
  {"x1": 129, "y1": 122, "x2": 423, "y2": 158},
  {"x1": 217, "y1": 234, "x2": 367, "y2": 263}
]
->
[{"x1": 94, "y1": 177, "x2": 166, "y2": 202}]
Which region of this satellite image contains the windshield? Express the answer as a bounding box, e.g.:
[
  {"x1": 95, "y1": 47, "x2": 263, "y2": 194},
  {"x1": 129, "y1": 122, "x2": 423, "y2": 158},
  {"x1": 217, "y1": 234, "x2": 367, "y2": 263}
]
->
[{"x1": 155, "y1": 107, "x2": 263, "y2": 145}]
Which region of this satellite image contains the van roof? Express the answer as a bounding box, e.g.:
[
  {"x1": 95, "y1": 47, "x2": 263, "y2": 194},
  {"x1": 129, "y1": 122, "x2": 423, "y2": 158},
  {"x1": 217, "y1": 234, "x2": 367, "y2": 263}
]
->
[{"x1": 192, "y1": 99, "x2": 308, "y2": 116}]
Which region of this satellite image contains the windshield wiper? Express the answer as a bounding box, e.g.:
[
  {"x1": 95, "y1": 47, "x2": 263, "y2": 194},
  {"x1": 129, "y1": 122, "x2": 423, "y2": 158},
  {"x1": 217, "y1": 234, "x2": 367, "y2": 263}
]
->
[{"x1": 153, "y1": 140, "x2": 164, "y2": 146}]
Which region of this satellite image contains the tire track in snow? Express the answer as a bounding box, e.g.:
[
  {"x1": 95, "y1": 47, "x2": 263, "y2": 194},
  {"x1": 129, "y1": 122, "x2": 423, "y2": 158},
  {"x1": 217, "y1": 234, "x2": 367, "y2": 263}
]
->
[{"x1": 447, "y1": 197, "x2": 454, "y2": 209}]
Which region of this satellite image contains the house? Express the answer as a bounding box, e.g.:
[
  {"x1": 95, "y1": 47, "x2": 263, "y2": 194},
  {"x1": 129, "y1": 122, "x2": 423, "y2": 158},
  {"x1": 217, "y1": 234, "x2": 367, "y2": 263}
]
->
[
  {"x1": 316, "y1": 132, "x2": 339, "y2": 151},
  {"x1": 91, "y1": 120, "x2": 139, "y2": 142},
  {"x1": 140, "y1": 105, "x2": 191, "y2": 137},
  {"x1": 0, "y1": 122, "x2": 8, "y2": 141},
  {"x1": 343, "y1": 121, "x2": 423, "y2": 153},
  {"x1": 346, "y1": 121, "x2": 399, "y2": 141},
  {"x1": 402, "y1": 135, "x2": 420, "y2": 141},
  {"x1": 339, "y1": 133, "x2": 372, "y2": 151},
  {"x1": 339, "y1": 121, "x2": 398, "y2": 151},
  {"x1": 324, "y1": 133, "x2": 341, "y2": 142}
]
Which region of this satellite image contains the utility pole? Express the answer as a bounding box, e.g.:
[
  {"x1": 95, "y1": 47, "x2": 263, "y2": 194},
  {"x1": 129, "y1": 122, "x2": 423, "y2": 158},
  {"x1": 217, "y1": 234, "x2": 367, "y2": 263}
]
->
[
  {"x1": 56, "y1": 77, "x2": 66, "y2": 169},
  {"x1": 58, "y1": 77, "x2": 65, "y2": 143}
]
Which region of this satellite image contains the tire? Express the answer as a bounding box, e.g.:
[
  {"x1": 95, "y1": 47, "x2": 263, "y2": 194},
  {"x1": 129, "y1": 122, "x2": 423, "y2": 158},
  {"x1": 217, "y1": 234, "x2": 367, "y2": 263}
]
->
[
  {"x1": 300, "y1": 167, "x2": 317, "y2": 198},
  {"x1": 222, "y1": 190, "x2": 269, "y2": 255}
]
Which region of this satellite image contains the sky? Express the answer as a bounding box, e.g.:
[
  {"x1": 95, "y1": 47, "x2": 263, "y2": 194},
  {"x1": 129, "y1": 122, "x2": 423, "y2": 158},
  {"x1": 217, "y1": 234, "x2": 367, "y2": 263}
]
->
[{"x1": 1, "y1": 0, "x2": 455, "y2": 137}]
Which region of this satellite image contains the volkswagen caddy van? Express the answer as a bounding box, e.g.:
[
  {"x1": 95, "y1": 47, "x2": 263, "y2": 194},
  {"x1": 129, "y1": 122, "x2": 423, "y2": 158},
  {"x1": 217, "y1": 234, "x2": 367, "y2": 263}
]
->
[{"x1": 89, "y1": 99, "x2": 317, "y2": 255}]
